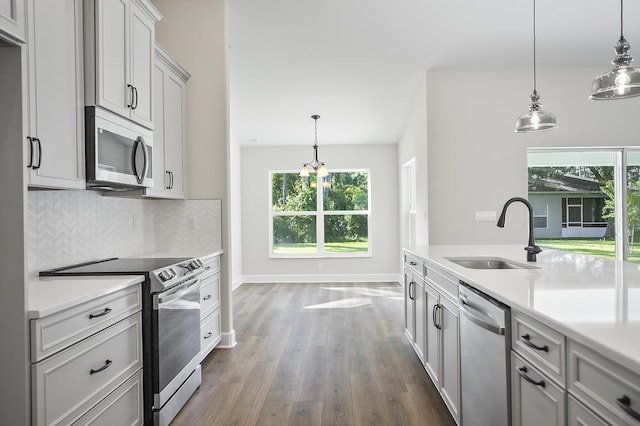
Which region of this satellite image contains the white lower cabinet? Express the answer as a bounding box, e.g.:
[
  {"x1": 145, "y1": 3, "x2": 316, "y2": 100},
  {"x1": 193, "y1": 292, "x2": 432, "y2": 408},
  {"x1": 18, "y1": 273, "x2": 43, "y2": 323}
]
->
[
  {"x1": 512, "y1": 351, "x2": 566, "y2": 426},
  {"x1": 568, "y1": 394, "x2": 609, "y2": 426},
  {"x1": 31, "y1": 286, "x2": 143, "y2": 426},
  {"x1": 199, "y1": 252, "x2": 222, "y2": 361},
  {"x1": 568, "y1": 339, "x2": 640, "y2": 425}
]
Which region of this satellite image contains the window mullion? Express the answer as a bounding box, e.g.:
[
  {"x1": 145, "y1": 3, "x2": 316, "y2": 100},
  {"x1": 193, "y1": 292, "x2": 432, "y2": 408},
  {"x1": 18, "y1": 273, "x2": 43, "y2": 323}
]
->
[
  {"x1": 615, "y1": 151, "x2": 628, "y2": 260},
  {"x1": 317, "y1": 176, "x2": 325, "y2": 254}
]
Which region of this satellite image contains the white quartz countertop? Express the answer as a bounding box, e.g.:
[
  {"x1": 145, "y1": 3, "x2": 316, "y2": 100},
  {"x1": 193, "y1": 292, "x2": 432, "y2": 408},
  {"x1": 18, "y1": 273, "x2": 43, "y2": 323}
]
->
[
  {"x1": 404, "y1": 244, "x2": 640, "y2": 373},
  {"x1": 29, "y1": 275, "x2": 145, "y2": 319}
]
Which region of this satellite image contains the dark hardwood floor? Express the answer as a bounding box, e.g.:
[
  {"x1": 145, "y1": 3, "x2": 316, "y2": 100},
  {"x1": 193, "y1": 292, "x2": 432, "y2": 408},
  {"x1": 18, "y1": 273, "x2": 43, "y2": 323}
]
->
[{"x1": 172, "y1": 282, "x2": 455, "y2": 426}]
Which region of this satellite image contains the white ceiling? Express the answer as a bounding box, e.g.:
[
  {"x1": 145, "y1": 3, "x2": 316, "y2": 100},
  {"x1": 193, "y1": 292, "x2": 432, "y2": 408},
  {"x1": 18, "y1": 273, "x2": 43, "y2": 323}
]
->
[{"x1": 228, "y1": 0, "x2": 640, "y2": 147}]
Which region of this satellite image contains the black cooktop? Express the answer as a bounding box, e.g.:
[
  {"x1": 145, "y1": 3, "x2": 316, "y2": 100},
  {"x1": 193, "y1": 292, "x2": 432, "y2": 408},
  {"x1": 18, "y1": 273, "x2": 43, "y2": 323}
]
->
[{"x1": 40, "y1": 257, "x2": 191, "y2": 276}]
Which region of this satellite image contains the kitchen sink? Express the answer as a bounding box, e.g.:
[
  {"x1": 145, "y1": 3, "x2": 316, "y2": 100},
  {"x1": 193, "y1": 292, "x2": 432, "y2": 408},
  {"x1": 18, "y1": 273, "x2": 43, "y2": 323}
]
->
[{"x1": 445, "y1": 257, "x2": 538, "y2": 270}]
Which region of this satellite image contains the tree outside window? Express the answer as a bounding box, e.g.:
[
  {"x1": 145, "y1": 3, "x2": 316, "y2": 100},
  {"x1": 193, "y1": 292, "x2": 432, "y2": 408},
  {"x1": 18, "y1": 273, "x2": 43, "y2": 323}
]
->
[{"x1": 270, "y1": 171, "x2": 370, "y2": 256}]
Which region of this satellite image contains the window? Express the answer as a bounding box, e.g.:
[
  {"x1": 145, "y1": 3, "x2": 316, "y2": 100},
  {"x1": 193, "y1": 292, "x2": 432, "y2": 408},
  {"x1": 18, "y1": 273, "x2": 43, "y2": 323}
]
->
[
  {"x1": 533, "y1": 204, "x2": 548, "y2": 228},
  {"x1": 270, "y1": 170, "x2": 370, "y2": 257},
  {"x1": 528, "y1": 149, "x2": 640, "y2": 263}
]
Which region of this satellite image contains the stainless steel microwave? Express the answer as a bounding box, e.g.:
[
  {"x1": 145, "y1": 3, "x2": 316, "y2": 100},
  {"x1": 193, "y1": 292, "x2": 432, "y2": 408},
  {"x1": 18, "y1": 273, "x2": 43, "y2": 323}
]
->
[{"x1": 85, "y1": 107, "x2": 153, "y2": 190}]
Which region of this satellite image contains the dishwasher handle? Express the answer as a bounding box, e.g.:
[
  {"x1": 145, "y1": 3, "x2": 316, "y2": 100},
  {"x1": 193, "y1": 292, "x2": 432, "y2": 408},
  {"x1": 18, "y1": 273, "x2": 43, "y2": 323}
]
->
[{"x1": 459, "y1": 298, "x2": 505, "y2": 335}]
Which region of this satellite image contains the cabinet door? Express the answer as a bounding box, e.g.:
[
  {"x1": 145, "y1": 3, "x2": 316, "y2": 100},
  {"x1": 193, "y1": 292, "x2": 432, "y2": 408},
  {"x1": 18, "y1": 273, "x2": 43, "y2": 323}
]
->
[
  {"x1": 26, "y1": 0, "x2": 84, "y2": 189},
  {"x1": 414, "y1": 278, "x2": 426, "y2": 362},
  {"x1": 404, "y1": 270, "x2": 415, "y2": 343},
  {"x1": 163, "y1": 73, "x2": 185, "y2": 195},
  {"x1": 151, "y1": 64, "x2": 166, "y2": 192},
  {"x1": 424, "y1": 283, "x2": 440, "y2": 385},
  {"x1": 96, "y1": 0, "x2": 129, "y2": 119},
  {"x1": 439, "y1": 296, "x2": 460, "y2": 422},
  {"x1": 129, "y1": 1, "x2": 154, "y2": 128},
  {"x1": 512, "y1": 352, "x2": 565, "y2": 426},
  {"x1": 0, "y1": 0, "x2": 25, "y2": 42}
]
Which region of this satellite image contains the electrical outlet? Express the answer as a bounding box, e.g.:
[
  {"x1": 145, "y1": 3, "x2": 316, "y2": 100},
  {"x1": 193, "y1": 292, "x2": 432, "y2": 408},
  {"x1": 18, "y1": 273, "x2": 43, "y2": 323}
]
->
[{"x1": 475, "y1": 211, "x2": 497, "y2": 222}]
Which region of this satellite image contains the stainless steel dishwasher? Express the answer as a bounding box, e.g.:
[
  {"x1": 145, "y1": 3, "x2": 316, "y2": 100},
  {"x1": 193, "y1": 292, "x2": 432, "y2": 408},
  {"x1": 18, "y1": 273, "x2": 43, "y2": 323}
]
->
[{"x1": 459, "y1": 281, "x2": 511, "y2": 426}]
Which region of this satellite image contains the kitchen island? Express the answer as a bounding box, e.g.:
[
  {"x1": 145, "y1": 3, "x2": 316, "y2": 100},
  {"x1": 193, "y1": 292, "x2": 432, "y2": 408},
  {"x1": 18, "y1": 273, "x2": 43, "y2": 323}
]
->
[{"x1": 404, "y1": 244, "x2": 640, "y2": 425}]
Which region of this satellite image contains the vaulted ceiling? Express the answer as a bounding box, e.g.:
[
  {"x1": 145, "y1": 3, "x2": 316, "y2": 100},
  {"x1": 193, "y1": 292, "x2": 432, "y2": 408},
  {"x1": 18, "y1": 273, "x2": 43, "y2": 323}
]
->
[{"x1": 228, "y1": 0, "x2": 640, "y2": 146}]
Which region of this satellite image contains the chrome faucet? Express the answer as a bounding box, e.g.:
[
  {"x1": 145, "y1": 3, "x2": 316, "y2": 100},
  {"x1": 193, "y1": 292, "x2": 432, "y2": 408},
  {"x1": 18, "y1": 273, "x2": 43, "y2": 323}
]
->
[{"x1": 497, "y1": 197, "x2": 542, "y2": 262}]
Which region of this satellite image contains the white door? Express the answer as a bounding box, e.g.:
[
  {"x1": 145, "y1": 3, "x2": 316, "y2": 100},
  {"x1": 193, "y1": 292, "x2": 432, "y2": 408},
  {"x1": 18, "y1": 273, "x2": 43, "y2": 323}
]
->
[
  {"x1": 129, "y1": 1, "x2": 154, "y2": 128},
  {"x1": 26, "y1": 0, "x2": 83, "y2": 189},
  {"x1": 97, "y1": 0, "x2": 129, "y2": 118}
]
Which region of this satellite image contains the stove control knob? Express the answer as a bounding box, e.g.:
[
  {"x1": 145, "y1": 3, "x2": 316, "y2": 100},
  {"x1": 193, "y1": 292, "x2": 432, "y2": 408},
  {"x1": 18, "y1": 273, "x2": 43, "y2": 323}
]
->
[
  {"x1": 189, "y1": 260, "x2": 202, "y2": 271},
  {"x1": 159, "y1": 268, "x2": 176, "y2": 281}
]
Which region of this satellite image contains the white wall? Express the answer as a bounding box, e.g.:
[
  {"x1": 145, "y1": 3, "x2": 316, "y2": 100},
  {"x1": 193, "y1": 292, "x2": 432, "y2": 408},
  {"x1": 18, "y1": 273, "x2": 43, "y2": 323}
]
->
[
  {"x1": 152, "y1": 0, "x2": 235, "y2": 346},
  {"x1": 426, "y1": 67, "x2": 640, "y2": 245},
  {"x1": 241, "y1": 144, "x2": 400, "y2": 282},
  {"x1": 398, "y1": 72, "x2": 428, "y2": 248},
  {"x1": 229, "y1": 132, "x2": 243, "y2": 289}
]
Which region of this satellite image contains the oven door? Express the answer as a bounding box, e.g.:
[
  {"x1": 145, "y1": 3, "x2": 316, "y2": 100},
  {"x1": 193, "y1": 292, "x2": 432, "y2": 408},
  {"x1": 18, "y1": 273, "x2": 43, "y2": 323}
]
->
[{"x1": 153, "y1": 277, "x2": 201, "y2": 409}]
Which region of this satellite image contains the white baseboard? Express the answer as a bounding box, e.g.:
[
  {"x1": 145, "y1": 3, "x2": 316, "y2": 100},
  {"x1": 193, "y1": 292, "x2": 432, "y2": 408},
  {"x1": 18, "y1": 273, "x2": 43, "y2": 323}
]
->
[
  {"x1": 217, "y1": 330, "x2": 237, "y2": 348},
  {"x1": 232, "y1": 277, "x2": 246, "y2": 291},
  {"x1": 240, "y1": 273, "x2": 402, "y2": 284}
]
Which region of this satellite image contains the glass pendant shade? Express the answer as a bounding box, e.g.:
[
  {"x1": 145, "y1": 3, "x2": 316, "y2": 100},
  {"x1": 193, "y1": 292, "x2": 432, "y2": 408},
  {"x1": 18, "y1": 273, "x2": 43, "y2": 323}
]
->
[
  {"x1": 299, "y1": 164, "x2": 310, "y2": 177},
  {"x1": 317, "y1": 163, "x2": 328, "y2": 177},
  {"x1": 590, "y1": 37, "x2": 640, "y2": 100},
  {"x1": 515, "y1": 91, "x2": 558, "y2": 133}
]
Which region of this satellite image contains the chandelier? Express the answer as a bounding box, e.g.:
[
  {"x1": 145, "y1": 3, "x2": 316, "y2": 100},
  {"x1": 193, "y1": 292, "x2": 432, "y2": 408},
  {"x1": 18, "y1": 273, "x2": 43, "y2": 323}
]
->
[{"x1": 299, "y1": 115, "x2": 328, "y2": 178}]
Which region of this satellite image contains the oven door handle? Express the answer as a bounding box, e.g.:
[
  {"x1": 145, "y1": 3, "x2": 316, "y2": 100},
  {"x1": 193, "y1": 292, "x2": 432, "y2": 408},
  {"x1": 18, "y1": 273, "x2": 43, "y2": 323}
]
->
[{"x1": 156, "y1": 278, "x2": 200, "y2": 305}]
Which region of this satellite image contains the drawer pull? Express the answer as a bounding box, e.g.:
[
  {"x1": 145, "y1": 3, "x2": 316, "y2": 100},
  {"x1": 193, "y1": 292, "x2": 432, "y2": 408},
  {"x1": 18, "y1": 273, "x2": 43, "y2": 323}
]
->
[
  {"x1": 89, "y1": 308, "x2": 112, "y2": 319},
  {"x1": 203, "y1": 295, "x2": 212, "y2": 301},
  {"x1": 90, "y1": 359, "x2": 113, "y2": 375},
  {"x1": 409, "y1": 261, "x2": 417, "y2": 266},
  {"x1": 518, "y1": 366, "x2": 545, "y2": 388},
  {"x1": 520, "y1": 334, "x2": 549, "y2": 352},
  {"x1": 204, "y1": 332, "x2": 213, "y2": 340},
  {"x1": 617, "y1": 395, "x2": 640, "y2": 421}
]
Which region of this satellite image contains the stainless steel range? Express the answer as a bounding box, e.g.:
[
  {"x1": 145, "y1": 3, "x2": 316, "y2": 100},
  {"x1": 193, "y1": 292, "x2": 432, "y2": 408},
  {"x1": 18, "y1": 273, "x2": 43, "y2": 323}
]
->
[{"x1": 41, "y1": 257, "x2": 205, "y2": 425}]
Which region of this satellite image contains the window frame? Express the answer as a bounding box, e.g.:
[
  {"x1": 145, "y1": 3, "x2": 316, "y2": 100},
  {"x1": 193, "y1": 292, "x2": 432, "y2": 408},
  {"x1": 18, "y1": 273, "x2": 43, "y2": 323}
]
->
[
  {"x1": 528, "y1": 147, "x2": 640, "y2": 261},
  {"x1": 268, "y1": 168, "x2": 372, "y2": 258},
  {"x1": 533, "y1": 203, "x2": 549, "y2": 229}
]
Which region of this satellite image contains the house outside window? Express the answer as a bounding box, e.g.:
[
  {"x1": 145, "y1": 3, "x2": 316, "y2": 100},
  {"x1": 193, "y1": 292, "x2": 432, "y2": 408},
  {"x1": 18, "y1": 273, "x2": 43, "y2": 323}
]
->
[
  {"x1": 533, "y1": 204, "x2": 548, "y2": 229},
  {"x1": 270, "y1": 170, "x2": 370, "y2": 257},
  {"x1": 528, "y1": 149, "x2": 640, "y2": 263}
]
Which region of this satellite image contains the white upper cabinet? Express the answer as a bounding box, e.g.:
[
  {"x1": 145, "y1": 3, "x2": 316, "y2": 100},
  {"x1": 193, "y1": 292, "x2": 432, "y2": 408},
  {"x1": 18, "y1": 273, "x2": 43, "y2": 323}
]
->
[
  {"x1": 84, "y1": 0, "x2": 161, "y2": 129},
  {"x1": 0, "y1": 0, "x2": 25, "y2": 43},
  {"x1": 25, "y1": 0, "x2": 84, "y2": 189},
  {"x1": 147, "y1": 43, "x2": 189, "y2": 199}
]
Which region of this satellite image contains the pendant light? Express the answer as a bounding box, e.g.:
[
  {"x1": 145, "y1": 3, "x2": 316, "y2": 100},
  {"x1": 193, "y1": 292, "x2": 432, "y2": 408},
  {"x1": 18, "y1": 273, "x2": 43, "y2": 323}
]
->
[
  {"x1": 299, "y1": 115, "x2": 328, "y2": 178},
  {"x1": 590, "y1": 0, "x2": 640, "y2": 100},
  {"x1": 515, "y1": 0, "x2": 558, "y2": 133}
]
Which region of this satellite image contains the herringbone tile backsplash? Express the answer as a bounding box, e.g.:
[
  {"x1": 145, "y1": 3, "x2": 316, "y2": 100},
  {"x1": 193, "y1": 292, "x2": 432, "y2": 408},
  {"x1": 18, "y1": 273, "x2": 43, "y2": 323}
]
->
[{"x1": 27, "y1": 191, "x2": 221, "y2": 276}]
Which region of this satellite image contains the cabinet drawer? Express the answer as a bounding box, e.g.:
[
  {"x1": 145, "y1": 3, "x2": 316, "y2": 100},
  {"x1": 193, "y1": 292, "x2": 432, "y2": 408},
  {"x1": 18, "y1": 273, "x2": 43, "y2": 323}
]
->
[
  {"x1": 425, "y1": 262, "x2": 458, "y2": 302},
  {"x1": 32, "y1": 285, "x2": 142, "y2": 362},
  {"x1": 568, "y1": 340, "x2": 640, "y2": 425},
  {"x1": 568, "y1": 394, "x2": 608, "y2": 426},
  {"x1": 511, "y1": 351, "x2": 566, "y2": 426},
  {"x1": 404, "y1": 252, "x2": 425, "y2": 277},
  {"x1": 201, "y1": 253, "x2": 221, "y2": 277},
  {"x1": 73, "y1": 369, "x2": 143, "y2": 426},
  {"x1": 200, "y1": 272, "x2": 221, "y2": 319},
  {"x1": 32, "y1": 312, "x2": 143, "y2": 426},
  {"x1": 200, "y1": 308, "x2": 221, "y2": 362},
  {"x1": 512, "y1": 311, "x2": 565, "y2": 387}
]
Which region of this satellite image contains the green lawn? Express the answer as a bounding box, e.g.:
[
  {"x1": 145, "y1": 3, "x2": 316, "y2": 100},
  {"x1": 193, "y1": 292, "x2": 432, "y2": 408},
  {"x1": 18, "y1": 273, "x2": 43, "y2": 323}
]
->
[
  {"x1": 537, "y1": 238, "x2": 640, "y2": 263},
  {"x1": 273, "y1": 241, "x2": 369, "y2": 254}
]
